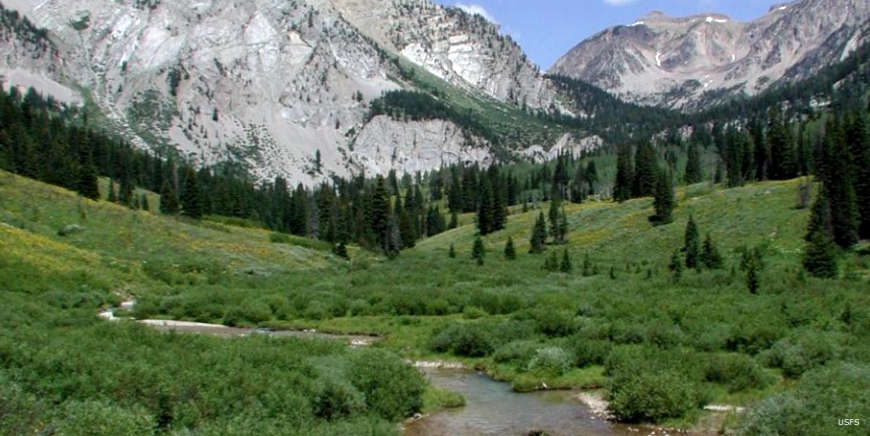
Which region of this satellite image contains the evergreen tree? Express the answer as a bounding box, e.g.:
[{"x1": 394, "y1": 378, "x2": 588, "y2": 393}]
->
[
  {"x1": 369, "y1": 176, "x2": 391, "y2": 251},
  {"x1": 385, "y1": 214, "x2": 401, "y2": 259},
  {"x1": 650, "y1": 169, "x2": 674, "y2": 224},
  {"x1": 570, "y1": 163, "x2": 587, "y2": 203},
  {"x1": 140, "y1": 194, "x2": 150, "y2": 212},
  {"x1": 449, "y1": 243, "x2": 456, "y2": 259},
  {"x1": 472, "y1": 236, "x2": 485, "y2": 266},
  {"x1": 77, "y1": 164, "x2": 100, "y2": 200},
  {"x1": 585, "y1": 161, "x2": 598, "y2": 195},
  {"x1": 449, "y1": 211, "x2": 458, "y2": 230},
  {"x1": 803, "y1": 230, "x2": 838, "y2": 278},
  {"x1": 749, "y1": 117, "x2": 769, "y2": 181},
  {"x1": 700, "y1": 233, "x2": 724, "y2": 269},
  {"x1": 504, "y1": 237, "x2": 516, "y2": 260},
  {"x1": 632, "y1": 142, "x2": 658, "y2": 197},
  {"x1": 107, "y1": 179, "x2": 118, "y2": 203},
  {"x1": 398, "y1": 201, "x2": 416, "y2": 249},
  {"x1": 684, "y1": 215, "x2": 700, "y2": 269},
  {"x1": 669, "y1": 249, "x2": 682, "y2": 282},
  {"x1": 767, "y1": 107, "x2": 797, "y2": 180},
  {"x1": 119, "y1": 174, "x2": 134, "y2": 207},
  {"x1": 685, "y1": 141, "x2": 702, "y2": 184},
  {"x1": 803, "y1": 186, "x2": 838, "y2": 278},
  {"x1": 846, "y1": 113, "x2": 870, "y2": 239},
  {"x1": 180, "y1": 166, "x2": 203, "y2": 219},
  {"x1": 558, "y1": 208, "x2": 568, "y2": 245},
  {"x1": 614, "y1": 145, "x2": 634, "y2": 202},
  {"x1": 159, "y1": 179, "x2": 179, "y2": 214},
  {"x1": 477, "y1": 176, "x2": 495, "y2": 235},
  {"x1": 333, "y1": 241, "x2": 349, "y2": 259},
  {"x1": 549, "y1": 195, "x2": 566, "y2": 244},
  {"x1": 560, "y1": 249, "x2": 572, "y2": 273},
  {"x1": 724, "y1": 127, "x2": 750, "y2": 187},
  {"x1": 820, "y1": 118, "x2": 859, "y2": 248},
  {"x1": 529, "y1": 212, "x2": 547, "y2": 254},
  {"x1": 543, "y1": 251, "x2": 559, "y2": 272},
  {"x1": 740, "y1": 247, "x2": 764, "y2": 294}
]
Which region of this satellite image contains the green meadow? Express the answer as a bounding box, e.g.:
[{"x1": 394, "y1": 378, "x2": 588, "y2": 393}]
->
[{"x1": 1, "y1": 169, "x2": 868, "y2": 434}]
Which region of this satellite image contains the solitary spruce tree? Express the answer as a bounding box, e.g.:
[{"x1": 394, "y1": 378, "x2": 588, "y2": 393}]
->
[
  {"x1": 560, "y1": 249, "x2": 572, "y2": 273},
  {"x1": 685, "y1": 141, "x2": 702, "y2": 184},
  {"x1": 700, "y1": 233, "x2": 724, "y2": 269},
  {"x1": 803, "y1": 231, "x2": 838, "y2": 278},
  {"x1": 650, "y1": 169, "x2": 674, "y2": 224},
  {"x1": 614, "y1": 145, "x2": 634, "y2": 202},
  {"x1": 472, "y1": 236, "x2": 485, "y2": 266},
  {"x1": 543, "y1": 251, "x2": 559, "y2": 272},
  {"x1": 684, "y1": 216, "x2": 700, "y2": 269},
  {"x1": 448, "y1": 243, "x2": 456, "y2": 258},
  {"x1": 669, "y1": 249, "x2": 683, "y2": 282},
  {"x1": 159, "y1": 179, "x2": 179, "y2": 214},
  {"x1": 530, "y1": 212, "x2": 547, "y2": 254},
  {"x1": 504, "y1": 237, "x2": 516, "y2": 260},
  {"x1": 181, "y1": 166, "x2": 203, "y2": 219}
]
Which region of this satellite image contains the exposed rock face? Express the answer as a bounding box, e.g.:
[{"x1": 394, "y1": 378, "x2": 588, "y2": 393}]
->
[
  {"x1": 314, "y1": 0, "x2": 560, "y2": 110},
  {"x1": 0, "y1": 0, "x2": 570, "y2": 185},
  {"x1": 350, "y1": 115, "x2": 492, "y2": 176},
  {"x1": 549, "y1": 0, "x2": 870, "y2": 110}
]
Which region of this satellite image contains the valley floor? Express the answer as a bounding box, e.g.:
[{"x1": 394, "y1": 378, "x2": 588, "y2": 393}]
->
[{"x1": 1, "y1": 170, "x2": 868, "y2": 435}]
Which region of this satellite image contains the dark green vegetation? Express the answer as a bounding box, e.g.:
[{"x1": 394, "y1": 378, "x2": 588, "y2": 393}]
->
[
  {"x1": 0, "y1": 172, "x2": 434, "y2": 435},
  {"x1": 2, "y1": 15, "x2": 870, "y2": 436}
]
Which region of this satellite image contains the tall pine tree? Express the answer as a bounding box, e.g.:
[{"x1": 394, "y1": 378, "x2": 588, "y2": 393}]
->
[
  {"x1": 614, "y1": 145, "x2": 634, "y2": 202},
  {"x1": 530, "y1": 212, "x2": 547, "y2": 254},
  {"x1": 685, "y1": 141, "x2": 702, "y2": 185},
  {"x1": 181, "y1": 166, "x2": 203, "y2": 219},
  {"x1": 650, "y1": 169, "x2": 674, "y2": 224}
]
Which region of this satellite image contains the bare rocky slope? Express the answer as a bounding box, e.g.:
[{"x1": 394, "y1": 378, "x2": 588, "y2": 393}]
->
[
  {"x1": 0, "y1": 0, "x2": 583, "y2": 185},
  {"x1": 549, "y1": 0, "x2": 870, "y2": 110}
]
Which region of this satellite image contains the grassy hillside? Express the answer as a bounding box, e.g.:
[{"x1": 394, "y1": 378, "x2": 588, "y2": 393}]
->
[{"x1": 2, "y1": 169, "x2": 868, "y2": 434}]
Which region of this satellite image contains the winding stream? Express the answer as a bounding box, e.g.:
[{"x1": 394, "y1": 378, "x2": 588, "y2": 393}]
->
[
  {"x1": 405, "y1": 368, "x2": 638, "y2": 436},
  {"x1": 99, "y1": 304, "x2": 698, "y2": 435}
]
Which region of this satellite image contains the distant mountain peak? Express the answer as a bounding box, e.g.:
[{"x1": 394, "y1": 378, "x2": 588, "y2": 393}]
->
[{"x1": 550, "y1": 0, "x2": 870, "y2": 110}]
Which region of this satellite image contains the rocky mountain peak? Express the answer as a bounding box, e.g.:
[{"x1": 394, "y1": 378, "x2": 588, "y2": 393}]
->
[{"x1": 549, "y1": 0, "x2": 870, "y2": 110}]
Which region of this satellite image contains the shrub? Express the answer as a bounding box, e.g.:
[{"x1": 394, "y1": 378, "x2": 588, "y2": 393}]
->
[
  {"x1": 462, "y1": 306, "x2": 487, "y2": 319},
  {"x1": 531, "y1": 309, "x2": 577, "y2": 337},
  {"x1": 54, "y1": 400, "x2": 154, "y2": 436},
  {"x1": 565, "y1": 336, "x2": 612, "y2": 367},
  {"x1": 311, "y1": 374, "x2": 365, "y2": 420},
  {"x1": 608, "y1": 370, "x2": 699, "y2": 423},
  {"x1": 429, "y1": 323, "x2": 495, "y2": 357},
  {"x1": 528, "y1": 347, "x2": 572, "y2": 375},
  {"x1": 762, "y1": 331, "x2": 841, "y2": 378},
  {"x1": 703, "y1": 353, "x2": 773, "y2": 392},
  {"x1": 424, "y1": 298, "x2": 450, "y2": 316},
  {"x1": 304, "y1": 301, "x2": 330, "y2": 321},
  {"x1": 348, "y1": 299, "x2": 370, "y2": 317},
  {"x1": 493, "y1": 340, "x2": 540, "y2": 366},
  {"x1": 348, "y1": 349, "x2": 425, "y2": 421},
  {"x1": 740, "y1": 363, "x2": 870, "y2": 435}
]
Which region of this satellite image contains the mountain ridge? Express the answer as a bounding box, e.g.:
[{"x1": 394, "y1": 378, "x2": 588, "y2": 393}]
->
[{"x1": 548, "y1": 0, "x2": 870, "y2": 110}]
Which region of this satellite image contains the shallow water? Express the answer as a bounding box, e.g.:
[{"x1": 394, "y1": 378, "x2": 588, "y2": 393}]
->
[
  {"x1": 405, "y1": 368, "x2": 637, "y2": 436},
  {"x1": 142, "y1": 320, "x2": 378, "y2": 346}
]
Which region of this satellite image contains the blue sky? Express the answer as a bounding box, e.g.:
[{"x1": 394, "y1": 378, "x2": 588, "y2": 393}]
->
[{"x1": 432, "y1": 0, "x2": 787, "y2": 70}]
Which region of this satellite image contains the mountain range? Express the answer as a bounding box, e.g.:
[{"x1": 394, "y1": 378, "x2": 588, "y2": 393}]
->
[{"x1": 1, "y1": 0, "x2": 868, "y2": 184}]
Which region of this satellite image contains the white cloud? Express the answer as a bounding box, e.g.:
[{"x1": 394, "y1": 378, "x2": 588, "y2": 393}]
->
[
  {"x1": 454, "y1": 3, "x2": 498, "y2": 24},
  {"x1": 603, "y1": 0, "x2": 639, "y2": 5}
]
